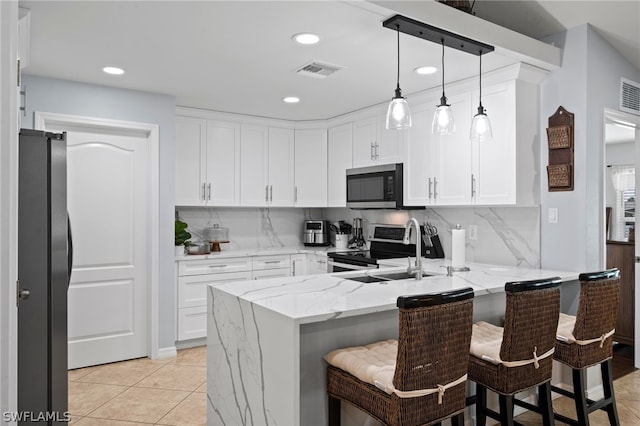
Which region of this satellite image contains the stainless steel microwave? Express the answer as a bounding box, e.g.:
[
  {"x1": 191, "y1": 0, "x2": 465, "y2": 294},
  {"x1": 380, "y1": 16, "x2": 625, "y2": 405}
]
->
[{"x1": 346, "y1": 163, "x2": 404, "y2": 209}]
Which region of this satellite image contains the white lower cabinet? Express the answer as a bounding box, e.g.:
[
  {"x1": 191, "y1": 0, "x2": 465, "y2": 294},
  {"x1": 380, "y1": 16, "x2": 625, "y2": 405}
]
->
[
  {"x1": 291, "y1": 254, "x2": 308, "y2": 276},
  {"x1": 176, "y1": 257, "x2": 252, "y2": 341},
  {"x1": 252, "y1": 254, "x2": 291, "y2": 279},
  {"x1": 307, "y1": 253, "x2": 329, "y2": 274}
]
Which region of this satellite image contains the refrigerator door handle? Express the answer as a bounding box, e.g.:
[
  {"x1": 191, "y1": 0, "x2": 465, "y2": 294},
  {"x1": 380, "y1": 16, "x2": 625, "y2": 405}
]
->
[{"x1": 67, "y1": 215, "x2": 73, "y2": 287}]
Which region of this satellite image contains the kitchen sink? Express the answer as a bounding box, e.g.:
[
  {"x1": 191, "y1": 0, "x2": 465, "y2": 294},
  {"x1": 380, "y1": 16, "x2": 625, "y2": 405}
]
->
[{"x1": 345, "y1": 271, "x2": 432, "y2": 283}]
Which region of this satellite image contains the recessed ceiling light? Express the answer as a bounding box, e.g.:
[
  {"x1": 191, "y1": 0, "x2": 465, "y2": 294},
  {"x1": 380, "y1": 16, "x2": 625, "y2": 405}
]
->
[
  {"x1": 283, "y1": 96, "x2": 300, "y2": 104},
  {"x1": 414, "y1": 66, "x2": 437, "y2": 75},
  {"x1": 292, "y1": 33, "x2": 320, "y2": 45},
  {"x1": 102, "y1": 66, "x2": 125, "y2": 75}
]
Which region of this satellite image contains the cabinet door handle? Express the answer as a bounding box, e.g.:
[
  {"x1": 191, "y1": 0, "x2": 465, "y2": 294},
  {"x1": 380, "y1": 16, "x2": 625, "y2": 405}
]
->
[
  {"x1": 202, "y1": 183, "x2": 206, "y2": 201},
  {"x1": 207, "y1": 183, "x2": 212, "y2": 200},
  {"x1": 428, "y1": 178, "x2": 433, "y2": 199},
  {"x1": 292, "y1": 262, "x2": 296, "y2": 276},
  {"x1": 433, "y1": 178, "x2": 438, "y2": 200},
  {"x1": 370, "y1": 142, "x2": 374, "y2": 160},
  {"x1": 264, "y1": 260, "x2": 281, "y2": 264},
  {"x1": 270, "y1": 185, "x2": 273, "y2": 202},
  {"x1": 208, "y1": 264, "x2": 227, "y2": 268},
  {"x1": 471, "y1": 174, "x2": 476, "y2": 198},
  {"x1": 294, "y1": 186, "x2": 298, "y2": 203},
  {"x1": 375, "y1": 143, "x2": 379, "y2": 159},
  {"x1": 265, "y1": 185, "x2": 269, "y2": 202}
]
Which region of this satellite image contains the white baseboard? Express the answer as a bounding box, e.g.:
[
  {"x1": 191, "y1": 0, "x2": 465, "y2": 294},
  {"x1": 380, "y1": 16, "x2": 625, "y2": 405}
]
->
[
  {"x1": 176, "y1": 338, "x2": 207, "y2": 350},
  {"x1": 154, "y1": 346, "x2": 178, "y2": 360}
]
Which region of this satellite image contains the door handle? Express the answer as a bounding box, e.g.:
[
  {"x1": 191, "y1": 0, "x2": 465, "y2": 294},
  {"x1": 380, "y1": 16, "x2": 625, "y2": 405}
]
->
[
  {"x1": 265, "y1": 185, "x2": 269, "y2": 202},
  {"x1": 433, "y1": 178, "x2": 438, "y2": 199},
  {"x1": 270, "y1": 185, "x2": 273, "y2": 202},
  {"x1": 428, "y1": 178, "x2": 433, "y2": 199},
  {"x1": 18, "y1": 289, "x2": 30, "y2": 300},
  {"x1": 207, "y1": 183, "x2": 212, "y2": 200},
  {"x1": 202, "y1": 183, "x2": 206, "y2": 201}
]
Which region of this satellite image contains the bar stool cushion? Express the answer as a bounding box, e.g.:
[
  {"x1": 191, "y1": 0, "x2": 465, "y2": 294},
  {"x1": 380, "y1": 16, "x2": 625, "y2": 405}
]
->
[
  {"x1": 469, "y1": 321, "x2": 503, "y2": 364},
  {"x1": 325, "y1": 340, "x2": 398, "y2": 393}
]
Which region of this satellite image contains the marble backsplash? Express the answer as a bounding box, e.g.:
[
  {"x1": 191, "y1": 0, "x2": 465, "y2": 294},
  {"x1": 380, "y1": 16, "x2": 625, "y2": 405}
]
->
[
  {"x1": 176, "y1": 207, "x2": 323, "y2": 251},
  {"x1": 322, "y1": 207, "x2": 541, "y2": 268},
  {"x1": 176, "y1": 206, "x2": 540, "y2": 267}
]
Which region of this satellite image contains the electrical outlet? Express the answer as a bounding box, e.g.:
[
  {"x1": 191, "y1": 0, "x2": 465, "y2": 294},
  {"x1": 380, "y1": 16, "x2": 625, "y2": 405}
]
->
[
  {"x1": 548, "y1": 208, "x2": 558, "y2": 224},
  {"x1": 469, "y1": 225, "x2": 477, "y2": 240}
]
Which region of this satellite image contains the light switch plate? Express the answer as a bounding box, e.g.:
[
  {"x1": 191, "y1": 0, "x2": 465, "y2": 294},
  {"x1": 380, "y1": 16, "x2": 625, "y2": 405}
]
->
[
  {"x1": 469, "y1": 225, "x2": 478, "y2": 240},
  {"x1": 548, "y1": 208, "x2": 558, "y2": 224}
]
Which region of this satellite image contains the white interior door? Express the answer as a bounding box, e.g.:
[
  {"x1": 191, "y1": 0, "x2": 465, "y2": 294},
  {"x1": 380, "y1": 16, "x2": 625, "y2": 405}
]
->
[
  {"x1": 39, "y1": 117, "x2": 152, "y2": 369},
  {"x1": 66, "y1": 130, "x2": 149, "y2": 368}
]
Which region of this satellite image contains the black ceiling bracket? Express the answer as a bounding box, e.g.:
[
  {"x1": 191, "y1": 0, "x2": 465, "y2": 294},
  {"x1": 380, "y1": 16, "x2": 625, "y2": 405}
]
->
[{"x1": 382, "y1": 14, "x2": 494, "y2": 56}]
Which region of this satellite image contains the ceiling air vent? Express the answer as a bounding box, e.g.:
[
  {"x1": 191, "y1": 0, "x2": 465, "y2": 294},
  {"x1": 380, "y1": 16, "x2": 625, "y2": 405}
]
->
[
  {"x1": 295, "y1": 61, "x2": 343, "y2": 79},
  {"x1": 620, "y1": 77, "x2": 640, "y2": 116}
]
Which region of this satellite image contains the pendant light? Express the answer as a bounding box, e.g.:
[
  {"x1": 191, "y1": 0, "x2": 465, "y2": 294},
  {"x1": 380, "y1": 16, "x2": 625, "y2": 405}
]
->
[
  {"x1": 385, "y1": 25, "x2": 411, "y2": 130},
  {"x1": 470, "y1": 52, "x2": 493, "y2": 141},
  {"x1": 432, "y1": 39, "x2": 455, "y2": 135}
]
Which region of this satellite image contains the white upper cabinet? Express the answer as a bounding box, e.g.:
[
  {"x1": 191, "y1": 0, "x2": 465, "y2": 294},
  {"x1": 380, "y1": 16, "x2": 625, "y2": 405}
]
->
[
  {"x1": 403, "y1": 92, "x2": 473, "y2": 206},
  {"x1": 205, "y1": 121, "x2": 241, "y2": 206},
  {"x1": 175, "y1": 116, "x2": 206, "y2": 206},
  {"x1": 471, "y1": 80, "x2": 517, "y2": 205},
  {"x1": 175, "y1": 116, "x2": 240, "y2": 206},
  {"x1": 352, "y1": 117, "x2": 403, "y2": 168},
  {"x1": 432, "y1": 92, "x2": 474, "y2": 205},
  {"x1": 294, "y1": 128, "x2": 327, "y2": 207},
  {"x1": 327, "y1": 123, "x2": 353, "y2": 207},
  {"x1": 403, "y1": 103, "x2": 436, "y2": 206},
  {"x1": 240, "y1": 125, "x2": 295, "y2": 207},
  {"x1": 268, "y1": 127, "x2": 295, "y2": 206}
]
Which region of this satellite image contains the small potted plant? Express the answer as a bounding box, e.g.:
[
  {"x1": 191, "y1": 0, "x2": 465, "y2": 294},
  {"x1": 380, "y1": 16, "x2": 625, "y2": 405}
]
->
[{"x1": 175, "y1": 219, "x2": 192, "y2": 256}]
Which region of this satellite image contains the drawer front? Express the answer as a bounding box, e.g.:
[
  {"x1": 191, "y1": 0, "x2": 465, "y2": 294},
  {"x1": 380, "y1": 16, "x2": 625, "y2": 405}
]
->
[
  {"x1": 177, "y1": 306, "x2": 207, "y2": 340},
  {"x1": 178, "y1": 271, "x2": 252, "y2": 308},
  {"x1": 252, "y1": 268, "x2": 291, "y2": 280},
  {"x1": 308, "y1": 254, "x2": 328, "y2": 274},
  {"x1": 252, "y1": 255, "x2": 291, "y2": 271},
  {"x1": 178, "y1": 257, "x2": 252, "y2": 276}
]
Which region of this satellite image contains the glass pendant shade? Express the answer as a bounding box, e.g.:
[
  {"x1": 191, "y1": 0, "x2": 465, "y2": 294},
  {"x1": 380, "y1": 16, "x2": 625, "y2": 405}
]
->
[
  {"x1": 470, "y1": 107, "x2": 493, "y2": 141},
  {"x1": 470, "y1": 52, "x2": 492, "y2": 141},
  {"x1": 386, "y1": 89, "x2": 412, "y2": 130},
  {"x1": 433, "y1": 39, "x2": 454, "y2": 135},
  {"x1": 386, "y1": 25, "x2": 411, "y2": 130},
  {"x1": 432, "y1": 102, "x2": 455, "y2": 134}
]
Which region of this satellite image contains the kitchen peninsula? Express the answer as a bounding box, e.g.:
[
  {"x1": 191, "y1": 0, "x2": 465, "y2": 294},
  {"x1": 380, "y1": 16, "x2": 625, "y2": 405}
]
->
[{"x1": 207, "y1": 259, "x2": 578, "y2": 425}]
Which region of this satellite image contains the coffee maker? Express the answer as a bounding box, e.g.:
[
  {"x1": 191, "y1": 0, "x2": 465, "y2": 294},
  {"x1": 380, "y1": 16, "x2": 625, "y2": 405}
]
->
[{"x1": 348, "y1": 218, "x2": 366, "y2": 249}]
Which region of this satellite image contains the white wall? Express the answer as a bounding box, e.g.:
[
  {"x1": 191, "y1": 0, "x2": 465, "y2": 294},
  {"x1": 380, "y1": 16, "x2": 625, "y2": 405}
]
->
[
  {"x1": 20, "y1": 74, "x2": 177, "y2": 351},
  {"x1": 540, "y1": 24, "x2": 640, "y2": 271}
]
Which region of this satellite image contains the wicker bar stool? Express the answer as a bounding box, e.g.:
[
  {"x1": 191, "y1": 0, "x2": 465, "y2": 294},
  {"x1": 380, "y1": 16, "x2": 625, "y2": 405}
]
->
[
  {"x1": 325, "y1": 288, "x2": 474, "y2": 426},
  {"x1": 467, "y1": 277, "x2": 562, "y2": 426},
  {"x1": 552, "y1": 268, "x2": 621, "y2": 425}
]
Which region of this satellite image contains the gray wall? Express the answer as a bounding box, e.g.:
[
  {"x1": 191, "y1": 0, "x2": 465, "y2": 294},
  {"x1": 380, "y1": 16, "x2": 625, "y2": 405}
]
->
[
  {"x1": 21, "y1": 74, "x2": 177, "y2": 351},
  {"x1": 540, "y1": 24, "x2": 640, "y2": 271}
]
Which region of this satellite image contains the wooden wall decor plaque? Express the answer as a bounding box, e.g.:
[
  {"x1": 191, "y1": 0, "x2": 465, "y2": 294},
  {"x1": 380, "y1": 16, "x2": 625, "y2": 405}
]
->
[{"x1": 546, "y1": 106, "x2": 574, "y2": 191}]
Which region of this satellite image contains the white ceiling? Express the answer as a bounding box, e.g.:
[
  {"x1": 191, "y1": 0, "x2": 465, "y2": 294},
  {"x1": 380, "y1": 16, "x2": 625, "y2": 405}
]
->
[{"x1": 19, "y1": 1, "x2": 640, "y2": 122}]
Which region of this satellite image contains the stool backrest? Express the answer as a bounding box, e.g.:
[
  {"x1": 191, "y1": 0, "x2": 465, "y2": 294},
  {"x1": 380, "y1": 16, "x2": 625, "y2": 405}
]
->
[
  {"x1": 573, "y1": 269, "x2": 620, "y2": 343},
  {"x1": 500, "y1": 277, "x2": 562, "y2": 363},
  {"x1": 393, "y1": 288, "x2": 474, "y2": 393}
]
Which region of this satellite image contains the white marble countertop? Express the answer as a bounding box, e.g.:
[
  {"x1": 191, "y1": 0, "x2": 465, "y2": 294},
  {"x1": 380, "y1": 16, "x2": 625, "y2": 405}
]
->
[
  {"x1": 175, "y1": 245, "x2": 352, "y2": 261},
  {"x1": 210, "y1": 258, "x2": 578, "y2": 325}
]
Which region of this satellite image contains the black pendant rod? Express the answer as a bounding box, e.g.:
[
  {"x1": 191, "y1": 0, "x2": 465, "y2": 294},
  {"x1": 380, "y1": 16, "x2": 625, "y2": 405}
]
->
[
  {"x1": 382, "y1": 14, "x2": 494, "y2": 56},
  {"x1": 395, "y1": 25, "x2": 401, "y2": 92}
]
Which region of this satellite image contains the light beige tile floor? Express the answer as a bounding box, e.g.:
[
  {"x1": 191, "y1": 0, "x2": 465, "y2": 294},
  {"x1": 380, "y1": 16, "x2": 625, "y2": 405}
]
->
[
  {"x1": 69, "y1": 346, "x2": 207, "y2": 425},
  {"x1": 70, "y1": 345, "x2": 639, "y2": 425}
]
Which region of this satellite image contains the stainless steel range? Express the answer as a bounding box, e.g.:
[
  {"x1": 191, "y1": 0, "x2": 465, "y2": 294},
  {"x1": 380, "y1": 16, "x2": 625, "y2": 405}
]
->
[{"x1": 327, "y1": 223, "x2": 444, "y2": 272}]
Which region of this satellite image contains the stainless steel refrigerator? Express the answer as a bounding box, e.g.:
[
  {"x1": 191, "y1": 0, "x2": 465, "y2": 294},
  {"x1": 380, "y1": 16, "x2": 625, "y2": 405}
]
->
[{"x1": 17, "y1": 129, "x2": 72, "y2": 424}]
